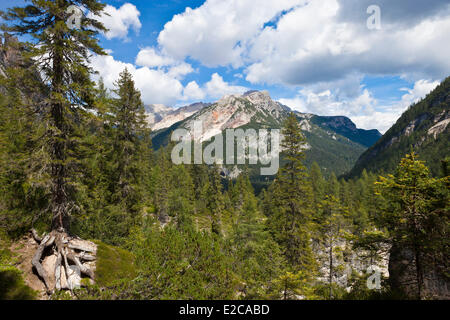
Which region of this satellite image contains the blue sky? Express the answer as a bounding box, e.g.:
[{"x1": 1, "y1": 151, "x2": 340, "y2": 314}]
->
[{"x1": 2, "y1": 0, "x2": 449, "y2": 132}]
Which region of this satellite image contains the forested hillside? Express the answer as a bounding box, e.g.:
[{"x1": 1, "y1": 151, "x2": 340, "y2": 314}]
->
[{"x1": 349, "y1": 77, "x2": 450, "y2": 178}]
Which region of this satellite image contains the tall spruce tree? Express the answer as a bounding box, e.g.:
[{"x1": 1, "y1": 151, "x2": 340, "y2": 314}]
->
[
  {"x1": 268, "y1": 113, "x2": 317, "y2": 284},
  {"x1": 2, "y1": 0, "x2": 106, "y2": 232},
  {"x1": 109, "y1": 68, "x2": 149, "y2": 212},
  {"x1": 375, "y1": 152, "x2": 449, "y2": 299},
  {"x1": 1, "y1": 0, "x2": 107, "y2": 293},
  {"x1": 0, "y1": 51, "x2": 47, "y2": 237},
  {"x1": 207, "y1": 164, "x2": 225, "y2": 236}
]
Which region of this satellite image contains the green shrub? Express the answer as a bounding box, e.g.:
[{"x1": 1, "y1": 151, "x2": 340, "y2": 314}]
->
[
  {"x1": 0, "y1": 267, "x2": 37, "y2": 300},
  {"x1": 94, "y1": 241, "x2": 137, "y2": 287}
]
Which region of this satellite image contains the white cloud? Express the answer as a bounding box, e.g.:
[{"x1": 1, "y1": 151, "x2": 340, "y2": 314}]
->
[
  {"x1": 135, "y1": 47, "x2": 194, "y2": 80},
  {"x1": 183, "y1": 81, "x2": 206, "y2": 101},
  {"x1": 279, "y1": 79, "x2": 440, "y2": 133},
  {"x1": 155, "y1": 0, "x2": 450, "y2": 85},
  {"x1": 91, "y1": 3, "x2": 142, "y2": 41},
  {"x1": 204, "y1": 73, "x2": 248, "y2": 99},
  {"x1": 398, "y1": 79, "x2": 440, "y2": 109},
  {"x1": 90, "y1": 55, "x2": 245, "y2": 106},
  {"x1": 245, "y1": 0, "x2": 450, "y2": 85},
  {"x1": 90, "y1": 54, "x2": 183, "y2": 106},
  {"x1": 180, "y1": 73, "x2": 248, "y2": 103},
  {"x1": 167, "y1": 63, "x2": 194, "y2": 80},
  {"x1": 135, "y1": 47, "x2": 175, "y2": 67},
  {"x1": 158, "y1": 0, "x2": 306, "y2": 67}
]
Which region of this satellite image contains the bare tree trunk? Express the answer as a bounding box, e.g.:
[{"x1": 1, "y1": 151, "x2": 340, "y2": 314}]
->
[{"x1": 50, "y1": 19, "x2": 70, "y2": 232}]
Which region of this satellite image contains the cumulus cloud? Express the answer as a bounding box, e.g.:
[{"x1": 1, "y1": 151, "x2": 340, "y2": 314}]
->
[
  {"x1": 135, "y1": 47, "x2": 175, "y2": 67},
  {"x1": 245, "y1": 0, "x2": 450, "y2": 85},
  {"x1": 90, "y1": 54, "x2": 183, "y2": 106},
  {"x1": 182, "y1": 81, "x2": 206, "y2": 101},
  {"x1": 180, "y1": 73, "x2": 248, "y2": 103},
  {"x1": 91, "y1": 3, "x2": 142, "y2": 41},
  {"x1": 90, "y1": 54, "x2": 245, "y2": 106},
  {"x1": 204, "y1": 73, "x2": 248, "y2": 99},
  {"x1": 279, "y1": 79, "x2": 440, "y2": 133},
  {"x1": 398, "y1": 79, "x2": 440, "y2": 109},
  {"x1": 158, "y1": 0, "x2": 306, "y2": 67},
  {"x1": 156, "y1": 0, "x2": 450, "y2": 85},
  {"x1": 135, "y1": 47, "x2": 194, "y2": 80}
]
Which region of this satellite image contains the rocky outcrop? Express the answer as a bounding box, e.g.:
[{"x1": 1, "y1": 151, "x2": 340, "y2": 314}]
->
[
  {"x1": 147, "y1": 102, "x2": 210, "y2": 131},
  {"x1": 428, "y1": 118, "x2": 450, "y2": 139},
  {"x1": 389, "y1": 244, "x2": 450, "y2": 299},
  {"x1": 0, "y1": 33, "x2": 23, "y2": 71},
  {"x1": 180, "y1": 91, "x2": 290, "y2": 142},
  {"x1": 313, "y1": 239, "x2": 389, "y2": 294},
  {"x1": 145, "y1": 104, "x2": 173, "y2": 126},
  {"x1": 0, "y1": 33, "x2": 23, "y2": 80}
]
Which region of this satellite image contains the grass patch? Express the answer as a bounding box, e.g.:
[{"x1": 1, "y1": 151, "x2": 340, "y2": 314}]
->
[
  {"x1": 0, "y1": 234, "x2": 37, "y2": 300},
  {"x1": 94, "y1": 241, "x2": 137, "y2": 287},
  {"x1": 0, "y1": 267, "x2": 37, "y2": 300}
]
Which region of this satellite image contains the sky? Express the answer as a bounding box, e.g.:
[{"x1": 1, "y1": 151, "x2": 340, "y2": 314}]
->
[{"x1": 1, "y1": 0, "x2": 450, "y2": 133}]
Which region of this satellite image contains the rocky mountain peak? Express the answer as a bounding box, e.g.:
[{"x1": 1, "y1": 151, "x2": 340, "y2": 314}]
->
[
  {"x1": 146, "y1": 104, "x2": 172, "y2": 114},
  {"x1": 0, "y1": 33, "x2": 22, "y2": 76},
  {"x1": 147, "y1": 102, "x2": 210, "y2": 131},
  {"x1": 319, "y1": 116, "x2": 358, "y2": 132}
]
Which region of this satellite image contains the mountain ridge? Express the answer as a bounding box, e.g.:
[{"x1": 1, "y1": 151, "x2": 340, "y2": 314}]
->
[
  {"x1": 149, "y1": 90, "x2": 382, "y2": 176},
  {"x1": 348, "y1": 77, "x2": 450, "y2": 178}
]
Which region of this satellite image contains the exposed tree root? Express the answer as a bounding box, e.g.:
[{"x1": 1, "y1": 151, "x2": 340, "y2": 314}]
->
[{"x1": 30, "y1": 229, "x2": 97, "y2": 295}]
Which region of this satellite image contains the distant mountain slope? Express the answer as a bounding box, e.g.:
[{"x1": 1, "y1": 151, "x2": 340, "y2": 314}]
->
[
  {"x1": 146, "y1": 102, "x2": 211, "y2": 131},
  {"x1": 145, "y1": 104, "x2": 173, "y2": 126},
  {"x1": 151, "y1": 91, "x2": 379, "y2": 176},
  {"x1": 348, "y1": 77, "x2": 450, "y2": 178},
  {"x1": 310, "y1": 115, "x2": 381, "y2": 148}
]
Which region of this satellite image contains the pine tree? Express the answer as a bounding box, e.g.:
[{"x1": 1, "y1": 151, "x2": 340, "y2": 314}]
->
[
  {"x1": 318, "y1": 195, "x2": 349, "y2": 299},
  {"x1": 110, "y1": 68, "x2": 148, "y2": 210},
  {"x1": 269, "y1": 113, "x2": 316, "y2": 278},
  {"x1": 309, "y1": 162, "x2": 325, "y2": 220},
  {"x1": 169, "y1": 164, "x2": 195, "y2": 231},
  {"x1": 375, "y1": 152, "x2": 449, "y2": 299},
  {"x1": 327, "y1": 172, "x2": 340, "y2": 198},
  {"x1": 0, "y1": 53, "x2": 47, "y2": 237},
  {"x1": 2, "y1": 0, "x2": 107, "y2": 232},
  {"x1": 207, "y1": 165, "x2": 225, "y2": 236},
  {"x1": 153, "y1": 144, "x2": 172, "y2": 224},
  {"x1": 190, "y1": 163, "x2": 210, "y2": 214},
  {"x1": 230, "y1": 174, "x2": 262, "y2": 243},
  {"x1": 229, "y1": 174, "x2": 285, "y2": 299},
  {"x1": 1, "y1": 0, "x2": 107, "y2": 293}
]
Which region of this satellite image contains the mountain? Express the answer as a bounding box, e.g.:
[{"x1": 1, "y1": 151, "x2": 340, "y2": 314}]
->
[
  {"x1": 145, "y1": 104, "x2": 173, "y2": 126},
  {"x1": 310, "y1": 115, "x2": 381, "y2": 148},
  {"x1": 150, "y1": 90, "x2": 381, "y2": 177},
  {"x1": 0, "y1": 33, "x2": 23, "y2": 78},
  {"x1": 348, "y1": 77, "x2": 450, "y2": 178},
  {"x1": 146, "y1": 102, "x2": 211, "y2": 131},
  {"x1": 179, "y1": 90, "x2": 290, "y2": 142}
]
